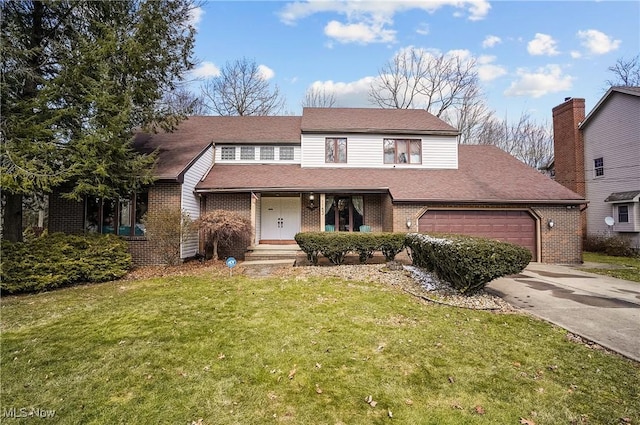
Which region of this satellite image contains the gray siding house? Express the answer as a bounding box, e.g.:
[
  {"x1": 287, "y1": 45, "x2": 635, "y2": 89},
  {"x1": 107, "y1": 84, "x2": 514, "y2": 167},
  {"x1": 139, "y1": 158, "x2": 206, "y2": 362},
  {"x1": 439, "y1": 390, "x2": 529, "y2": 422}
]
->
[{"x1": 553, "y1": 87, "x2": 640, "y2": 247}]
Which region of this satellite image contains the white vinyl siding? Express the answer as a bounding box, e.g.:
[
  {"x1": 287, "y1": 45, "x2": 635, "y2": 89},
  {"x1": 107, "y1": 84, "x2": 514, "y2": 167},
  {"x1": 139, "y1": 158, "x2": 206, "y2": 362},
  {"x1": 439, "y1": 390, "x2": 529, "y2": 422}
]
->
[
  {"x1": 583, "y1": 91, "x2": 640, "y2": 245},
  {"x1": 181, "y1": 144, "x2": 214, "y2": 258},
  {"x1": 301, "y1": 133, "x2": 458, "y2": 169}
]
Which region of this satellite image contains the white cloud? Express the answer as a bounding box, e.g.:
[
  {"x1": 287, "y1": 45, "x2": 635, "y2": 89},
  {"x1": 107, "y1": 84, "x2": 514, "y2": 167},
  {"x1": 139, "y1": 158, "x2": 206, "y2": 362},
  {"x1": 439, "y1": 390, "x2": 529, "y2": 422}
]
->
[
  {"x1": 257, "y1": 64, "x2": 275, "y2": 80},
  {"x1": 279, "y1": 1, "x2": 491, "y2": 25},
  {"x1": 570, "y1": 50, "x2": 582, "y2": 59},
  {"x1": 187, "y1": 6, "x2": 204, "y2": 28},
  {"x1": 504, "y1": 65, "x2": 573, "y2": 98},
  {"x1": 191, "y1": 61, "x2": 220, "y2": 79},
  {"x1": 477, "y1": 55, "x2": 507, "y2": 81},
  {"x1": 577, "y1": 29, "x2": 621, "y2": 55},
  {"x1": 482, "y1": 35, "x2": 501, "y2": 48},
  {"x1": 279, "y1": 1, "x2": 490, "y2": 44},
  {"x1": 527, "y1": 33, "x2": 560, "y2": 56},
  {"x1": 324, "y1": 20, "x2": 396, "y2": 44},
  {"x1": 307, "y1": 77, "x2": 376, "y2": 107},
  {"x1": 416, "y1": 23, "x2": 430, "y2": 36}
]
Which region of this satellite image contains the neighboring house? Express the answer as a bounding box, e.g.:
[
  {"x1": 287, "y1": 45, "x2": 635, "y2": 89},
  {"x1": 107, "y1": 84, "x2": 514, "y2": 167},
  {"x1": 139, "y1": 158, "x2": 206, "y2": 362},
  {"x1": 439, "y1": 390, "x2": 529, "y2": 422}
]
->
[
  {"x1": 49, "y1": 108, "x2": 586, "y2": 264},
  {"x1": 553, "y1": 87, "x2": 640, "y2": 247}
]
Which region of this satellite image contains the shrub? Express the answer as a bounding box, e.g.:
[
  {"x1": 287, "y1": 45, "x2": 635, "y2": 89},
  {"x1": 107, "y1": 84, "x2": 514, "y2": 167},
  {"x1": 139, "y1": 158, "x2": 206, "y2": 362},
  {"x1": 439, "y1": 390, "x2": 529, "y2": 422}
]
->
[
  {"x1": 1, "y1": 233, "x2": 132, "y2": 294},
  {"x1": 294, "y1": 232, "x2": 407, "y2": 265},
  {"x1": 196, "y1": 210, "x2": 252, "y2": 260},
  {"x1": 143, "y1": 207, "x2": 194, "y2": 265},
  {"x1": 583, "y1": 233, "x2": 636, "y2": 257},
  {"x1": 406, "y1": 233, "x2": 531, "y2": 294}
]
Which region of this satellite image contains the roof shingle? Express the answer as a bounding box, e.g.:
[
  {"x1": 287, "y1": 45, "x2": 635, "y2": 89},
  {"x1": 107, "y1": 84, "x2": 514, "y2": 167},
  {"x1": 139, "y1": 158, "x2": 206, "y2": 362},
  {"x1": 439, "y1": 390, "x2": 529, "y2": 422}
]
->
[
  {"x1": 301, "y1": 108, "x2": 458, "y2": 135},
  {"x1": 196, "y1": 145, "x2": 584, "y2": 204}
]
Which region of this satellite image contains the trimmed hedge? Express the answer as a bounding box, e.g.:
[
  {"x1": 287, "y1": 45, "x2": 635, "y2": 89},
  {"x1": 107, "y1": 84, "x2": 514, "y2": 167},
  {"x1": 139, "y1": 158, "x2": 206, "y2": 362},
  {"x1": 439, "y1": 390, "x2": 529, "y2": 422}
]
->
[
  {"x1": 294, "y1": 232, "x2": 406, "y2": 265},
  {"x1": 406, "y1": 233, "x2": 532, "y2": 294},
  {"x1": 1, "y1": 233, "x2": 132, "y2": 294}
]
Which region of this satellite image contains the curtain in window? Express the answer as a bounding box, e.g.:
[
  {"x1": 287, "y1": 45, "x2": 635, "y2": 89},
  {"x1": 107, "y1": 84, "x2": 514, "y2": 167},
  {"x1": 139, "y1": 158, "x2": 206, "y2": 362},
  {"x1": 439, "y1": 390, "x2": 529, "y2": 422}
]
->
[{"x1": 352, "y1": 196, "x2": 363, "y2": 216}]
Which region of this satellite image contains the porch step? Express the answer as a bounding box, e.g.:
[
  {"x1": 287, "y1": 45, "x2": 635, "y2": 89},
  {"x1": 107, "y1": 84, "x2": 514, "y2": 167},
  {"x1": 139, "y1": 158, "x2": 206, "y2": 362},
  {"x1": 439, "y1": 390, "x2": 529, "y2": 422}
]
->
[{"x1": 244, "y1": 244, "x2": 302, "y2": 262}]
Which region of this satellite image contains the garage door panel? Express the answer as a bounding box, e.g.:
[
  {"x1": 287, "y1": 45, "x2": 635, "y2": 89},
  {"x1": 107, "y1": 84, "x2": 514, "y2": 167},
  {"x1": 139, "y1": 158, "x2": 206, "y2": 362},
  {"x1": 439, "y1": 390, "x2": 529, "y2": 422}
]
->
[{"x1": 418, "y1": 209, "x2": 537, "y2": 261}]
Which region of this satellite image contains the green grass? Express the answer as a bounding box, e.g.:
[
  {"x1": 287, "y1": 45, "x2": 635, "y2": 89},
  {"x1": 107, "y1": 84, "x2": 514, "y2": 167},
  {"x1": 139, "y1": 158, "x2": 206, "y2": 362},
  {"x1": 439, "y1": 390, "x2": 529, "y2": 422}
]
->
[
  {"x1": 1, "y1": 269, "x2": 639, "y2": 424},
  {"x1": 582, "y1": 251, "x2": 640, "y2": 283}
]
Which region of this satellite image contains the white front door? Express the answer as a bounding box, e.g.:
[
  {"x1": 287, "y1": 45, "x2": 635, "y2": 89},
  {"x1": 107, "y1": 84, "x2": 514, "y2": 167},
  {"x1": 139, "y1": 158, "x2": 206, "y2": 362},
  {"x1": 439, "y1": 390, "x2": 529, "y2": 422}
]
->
[{"x1": 261, "y1": 197, "x2": 301, "y2": 240}]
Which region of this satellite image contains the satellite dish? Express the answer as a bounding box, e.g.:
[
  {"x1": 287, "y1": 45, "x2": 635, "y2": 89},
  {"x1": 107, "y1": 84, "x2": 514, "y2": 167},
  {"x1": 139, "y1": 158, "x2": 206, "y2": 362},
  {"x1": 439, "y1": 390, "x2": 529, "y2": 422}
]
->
[{"x1": 605, "y1": 216, "x2": 615, "y2": 226}]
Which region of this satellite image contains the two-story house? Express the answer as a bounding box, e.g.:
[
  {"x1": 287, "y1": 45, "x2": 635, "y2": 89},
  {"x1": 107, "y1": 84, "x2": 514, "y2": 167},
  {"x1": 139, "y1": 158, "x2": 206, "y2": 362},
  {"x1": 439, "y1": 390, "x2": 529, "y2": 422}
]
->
[
  {"x1": 49, "y1": 108, "x2": 586, "y2": 265},
  {"x1": 553, "y1": 87, "x2": 640, "y2": 248}
]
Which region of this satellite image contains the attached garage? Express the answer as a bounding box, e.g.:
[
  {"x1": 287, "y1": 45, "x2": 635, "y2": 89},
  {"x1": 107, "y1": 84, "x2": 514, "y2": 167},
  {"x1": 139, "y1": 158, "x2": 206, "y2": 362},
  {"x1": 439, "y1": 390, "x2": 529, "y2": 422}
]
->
[{"x1": 418, "y1": 209, "x2": 539, "y2": 261}]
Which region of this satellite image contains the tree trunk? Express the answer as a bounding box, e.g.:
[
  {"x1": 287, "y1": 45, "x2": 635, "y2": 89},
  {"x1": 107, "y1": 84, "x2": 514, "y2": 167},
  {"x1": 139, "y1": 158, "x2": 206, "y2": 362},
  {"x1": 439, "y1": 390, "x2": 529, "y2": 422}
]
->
[
  {"x1": 4, "y1": 193, "x2": 24, "y2": 242},
  {"x1": 212, "y1": 234, "x2": 220, "y2": 260}
]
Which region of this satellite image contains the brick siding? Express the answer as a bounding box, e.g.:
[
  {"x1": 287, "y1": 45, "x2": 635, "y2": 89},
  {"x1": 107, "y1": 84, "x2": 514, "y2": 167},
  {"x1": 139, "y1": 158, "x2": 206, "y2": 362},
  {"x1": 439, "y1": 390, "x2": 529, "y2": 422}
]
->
[
  {"x1": 552, "y1": 98, "x2": 587, "y2": 238},
  {"x1": 204, "y1": 193, "x2": 252, "y2": 260},
  {"x1": 48, "y1": 192, "x2": 84, "y2": 234}
]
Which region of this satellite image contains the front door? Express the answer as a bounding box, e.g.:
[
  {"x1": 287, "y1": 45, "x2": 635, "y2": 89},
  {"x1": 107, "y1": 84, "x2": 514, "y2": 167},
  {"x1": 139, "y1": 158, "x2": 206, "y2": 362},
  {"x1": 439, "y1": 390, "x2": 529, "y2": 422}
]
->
[{"x1": 261, "y1": 197, "x2": 301, "y2": 241}]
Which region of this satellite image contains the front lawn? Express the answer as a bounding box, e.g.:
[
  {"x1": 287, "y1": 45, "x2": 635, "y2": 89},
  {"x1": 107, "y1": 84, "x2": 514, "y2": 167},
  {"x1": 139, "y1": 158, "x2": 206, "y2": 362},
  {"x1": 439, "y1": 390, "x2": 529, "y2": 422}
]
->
[
  {"x1": 1, "y1": 265, "x2": 638, "y2": 424},
  {"x1": 582, "y1": 251, "x2": 640, "y2": 283}
]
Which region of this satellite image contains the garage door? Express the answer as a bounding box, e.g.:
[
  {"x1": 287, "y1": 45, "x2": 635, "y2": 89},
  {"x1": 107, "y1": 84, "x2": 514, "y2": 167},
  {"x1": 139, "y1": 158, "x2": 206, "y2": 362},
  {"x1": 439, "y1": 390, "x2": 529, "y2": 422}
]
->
[{"x1": 418, "y1": 209, "x2": 537, "y2": 261}]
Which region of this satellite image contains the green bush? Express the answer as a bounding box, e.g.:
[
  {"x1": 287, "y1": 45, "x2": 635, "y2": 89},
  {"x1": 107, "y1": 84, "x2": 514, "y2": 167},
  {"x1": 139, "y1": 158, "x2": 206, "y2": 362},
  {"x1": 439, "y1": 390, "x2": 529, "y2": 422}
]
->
[
  {"x1": 294, "y1": 232, "x2": 407, "y2": 265},
  {"x1": 406, "y1": 233, "x2": 532, "y2": 294},
  {"x1": 583, "y1": 233, "x2": 636, "y2": 257},
  {"x1": 1, "y1": 233, "x2": 132, "y2": 294}
]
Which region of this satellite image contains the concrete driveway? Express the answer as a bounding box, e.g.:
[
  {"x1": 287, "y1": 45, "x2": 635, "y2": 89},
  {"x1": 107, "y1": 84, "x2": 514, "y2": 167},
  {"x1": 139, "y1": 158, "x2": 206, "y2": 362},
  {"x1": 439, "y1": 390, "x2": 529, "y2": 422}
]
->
[{"x1": 487, "y1": 263, "x2": 640, "y2": 363}]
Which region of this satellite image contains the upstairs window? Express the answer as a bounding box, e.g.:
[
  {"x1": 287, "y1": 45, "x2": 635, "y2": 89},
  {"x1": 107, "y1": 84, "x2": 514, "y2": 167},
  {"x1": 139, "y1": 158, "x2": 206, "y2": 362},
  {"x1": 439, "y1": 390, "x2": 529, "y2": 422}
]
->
[
  {"x1": 279, "y1": 146, "x2": 294, "y2": 161},
  {"x1": 618, "y1": 205, "x2": 629, "y2": 223},
  {"x1": 594, "y1": 157, "x2": 604, "y2": 177},
  {"x1": 221, "y1": 147, "x2": 236, "y2": 160},
  {"x1": 240, "y1": 146, "x2": 255, "y2": 160},
  {"x1": 384, "y1": 139, "x2": 421, "y2": 164},
  {"x1": 326, "y1": 138, "x2": 347, "y2": 163},
  {"x1": 260, "y1": 146, "x2": 275, "y2": 160}
]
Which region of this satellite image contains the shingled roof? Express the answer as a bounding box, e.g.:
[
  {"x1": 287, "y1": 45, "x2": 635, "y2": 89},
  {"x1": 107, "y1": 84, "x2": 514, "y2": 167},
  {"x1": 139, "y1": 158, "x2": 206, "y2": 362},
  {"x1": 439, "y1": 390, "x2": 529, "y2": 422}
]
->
[
  {"x1": 301, "y1": 108, "x2": 458, "y2": 135},
  {"x1": 132, "y1": 116, "x2": 301, "y2": 180},
  {"x1": 196, "y1": 145, "x2": 584, "y2": 204}
]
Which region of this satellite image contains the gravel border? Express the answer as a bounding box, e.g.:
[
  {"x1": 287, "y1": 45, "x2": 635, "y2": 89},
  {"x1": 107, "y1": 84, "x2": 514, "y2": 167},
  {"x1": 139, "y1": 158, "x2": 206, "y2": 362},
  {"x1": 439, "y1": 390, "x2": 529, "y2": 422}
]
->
[{"x1": 276, "y1": 262, "x2": 514, "y2": 311}]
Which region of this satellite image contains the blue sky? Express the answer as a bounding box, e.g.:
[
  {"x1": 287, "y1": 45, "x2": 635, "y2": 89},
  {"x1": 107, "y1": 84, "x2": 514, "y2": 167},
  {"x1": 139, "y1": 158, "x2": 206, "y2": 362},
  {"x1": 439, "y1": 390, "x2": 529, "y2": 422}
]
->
[{"x1": 186, "y1": 1, "x2": 639, "y2": 122}]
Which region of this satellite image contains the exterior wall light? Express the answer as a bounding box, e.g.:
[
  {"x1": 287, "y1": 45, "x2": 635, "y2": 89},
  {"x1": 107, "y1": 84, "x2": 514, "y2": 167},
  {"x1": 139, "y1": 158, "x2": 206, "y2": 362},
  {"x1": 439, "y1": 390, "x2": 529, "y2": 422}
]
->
[
  {"x1": 406, "y1": 217, "x2": 412, "y2": 229},
  {"x1": 307, "y1": 193, "x2": 318, "y2": 211},
  {"x1": 547, "y1": 219, "x2": 555, "y2": 229}
]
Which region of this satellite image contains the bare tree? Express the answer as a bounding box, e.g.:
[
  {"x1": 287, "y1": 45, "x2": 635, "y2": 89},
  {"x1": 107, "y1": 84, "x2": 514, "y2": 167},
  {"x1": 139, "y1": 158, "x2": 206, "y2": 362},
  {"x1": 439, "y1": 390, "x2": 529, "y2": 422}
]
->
[
  {"x1": 302, "y1": 86, "x2": 337, "y2": 107},
  {"x1": 476, "y1": 112, "x2": 554, "y2": 170},
  {"x1": 605, "y1": 54, "x2": 640, "y2": 87},
  {"x1": 201, "y1": 57, "x2": 285, "y2": 116},
  {"x1": 161, "y1": 87, "x2": 207, "y2": 116},
  {"x1": 368, "y1": 47, "x2": 481, "y2": 118},
  {"x1": 447, "y1": 84, "x2": 492, "y2": 144}
]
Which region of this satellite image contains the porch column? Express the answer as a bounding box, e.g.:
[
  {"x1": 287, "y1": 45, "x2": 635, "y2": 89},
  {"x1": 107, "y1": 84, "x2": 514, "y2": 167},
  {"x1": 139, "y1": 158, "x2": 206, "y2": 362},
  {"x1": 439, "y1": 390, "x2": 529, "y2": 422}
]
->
[{"x1": 320, "y1": 193, "x2": 326, "y2": 231}]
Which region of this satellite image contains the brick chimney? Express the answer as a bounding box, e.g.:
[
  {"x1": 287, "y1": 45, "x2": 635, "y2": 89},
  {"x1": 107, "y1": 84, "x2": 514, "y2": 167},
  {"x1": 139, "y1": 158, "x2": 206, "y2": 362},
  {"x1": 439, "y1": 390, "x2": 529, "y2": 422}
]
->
[{"x1": 552, "y1": 97, "x2": 586, "y2": 197}]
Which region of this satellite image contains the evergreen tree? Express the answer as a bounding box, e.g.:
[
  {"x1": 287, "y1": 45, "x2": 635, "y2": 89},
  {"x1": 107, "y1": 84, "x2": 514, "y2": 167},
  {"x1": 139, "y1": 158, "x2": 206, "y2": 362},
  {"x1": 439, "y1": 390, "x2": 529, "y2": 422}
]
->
[{"x1": 1, "y1": 0, "x2": 197, "y2": 241}]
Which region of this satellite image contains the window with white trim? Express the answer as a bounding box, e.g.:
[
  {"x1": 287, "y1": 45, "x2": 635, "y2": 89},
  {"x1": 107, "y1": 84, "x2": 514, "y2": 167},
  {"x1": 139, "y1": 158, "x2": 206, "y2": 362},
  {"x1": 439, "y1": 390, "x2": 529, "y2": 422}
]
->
[
  {"x1": 240, "y1": 146, "x2": 255, "y2": 160},
  {"x1": 594, "y1": 157, "x2": 604, "y2": 177},
  {"x1": 279, "y1": 147, "x2": 294, "y2": 161},
  {"x1": 260, "y1": 146, "x2": 275, "y2": 160},
  {"x1": 618, "y1": 205, "x2": 629, "y2": 223},
  {"x1": 221, "y1": 147, "x2": 236, "y2": 160}
]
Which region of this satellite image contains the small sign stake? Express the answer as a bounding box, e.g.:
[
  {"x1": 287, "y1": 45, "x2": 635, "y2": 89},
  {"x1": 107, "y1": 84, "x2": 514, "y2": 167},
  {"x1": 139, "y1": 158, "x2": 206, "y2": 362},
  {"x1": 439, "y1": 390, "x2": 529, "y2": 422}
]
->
[{"x1": 226, "y1": 257, "x2": 237, "y2": 277}]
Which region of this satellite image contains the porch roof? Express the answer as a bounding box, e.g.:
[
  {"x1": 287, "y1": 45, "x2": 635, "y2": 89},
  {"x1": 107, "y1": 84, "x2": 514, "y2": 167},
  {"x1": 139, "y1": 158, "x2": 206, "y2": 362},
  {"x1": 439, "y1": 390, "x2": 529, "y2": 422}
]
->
[{"x1": 196, "y1": 145, "x2": 585, "y2": 204}]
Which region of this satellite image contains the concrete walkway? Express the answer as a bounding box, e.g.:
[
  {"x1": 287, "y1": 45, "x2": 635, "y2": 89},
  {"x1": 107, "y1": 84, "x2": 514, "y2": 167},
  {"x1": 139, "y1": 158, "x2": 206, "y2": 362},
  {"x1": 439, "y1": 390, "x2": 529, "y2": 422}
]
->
[{"x1": 487, "y1": 263, "x2": 640, "y2": 362}]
